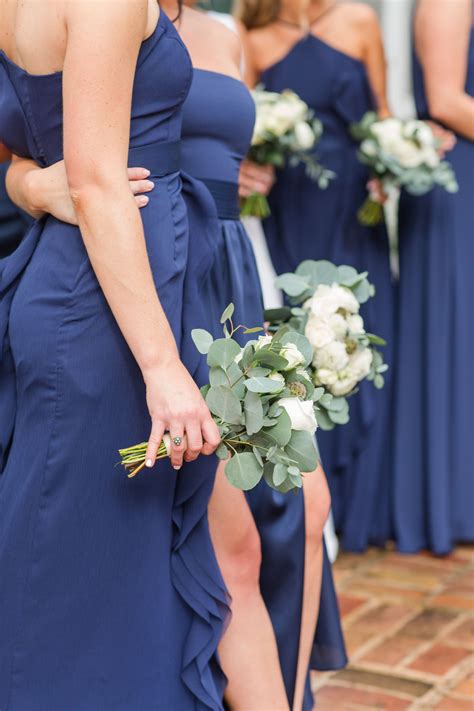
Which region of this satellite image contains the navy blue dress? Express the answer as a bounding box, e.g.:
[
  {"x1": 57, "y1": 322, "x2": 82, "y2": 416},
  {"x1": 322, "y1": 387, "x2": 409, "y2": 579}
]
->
[
  {"x1": 261, "y1": 34, "x2": 395, "y2": 552},
  {"x1": 393, "y1": 27, "x2": 474, "y2": 554},
  {"x1": 0, "y1": 162, "x2": 30, "y2": 257},
  {"x1": 0, "y1": 13, "x2": 228, "y2": 710},
  {"x1": 180, "y1": 68, "x2": 346, "y2": 711}
]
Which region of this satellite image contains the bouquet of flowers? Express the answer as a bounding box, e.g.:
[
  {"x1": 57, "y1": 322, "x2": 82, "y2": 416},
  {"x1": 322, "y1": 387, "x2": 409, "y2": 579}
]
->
[
  {"x1": 119, "y1": 305, "x2": 320, "y2": 493},
  {"x1": 241, "y1": 87, "x2": 334, "y2": 218},
  {"x1": 350, "y1": 112, "x2": 458, "y2": 225},
  {"x1": 265, "y1": 260, "x2": 388, "y2": 430}
]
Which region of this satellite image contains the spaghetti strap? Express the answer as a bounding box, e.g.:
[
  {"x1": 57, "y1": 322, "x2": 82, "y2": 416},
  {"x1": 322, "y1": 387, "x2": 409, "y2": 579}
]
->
[{"x1": 310, "y1": 2, "x2": 340, "y2": 27}]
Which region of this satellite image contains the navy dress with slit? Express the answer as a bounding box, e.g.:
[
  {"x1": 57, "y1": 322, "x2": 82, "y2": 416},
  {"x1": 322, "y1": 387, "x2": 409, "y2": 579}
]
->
[
  {"x1": 0, "y1": 13, "x2": 228, "y2": 710},
  {"x1": 180, "y1": 67, "x2": 347, "y2": 711}
]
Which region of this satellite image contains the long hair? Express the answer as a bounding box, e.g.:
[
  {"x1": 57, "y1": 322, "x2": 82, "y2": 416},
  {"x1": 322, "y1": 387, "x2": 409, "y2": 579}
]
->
[{"x1": 235, "y1": 0, "x2": 281, "y2": 29}]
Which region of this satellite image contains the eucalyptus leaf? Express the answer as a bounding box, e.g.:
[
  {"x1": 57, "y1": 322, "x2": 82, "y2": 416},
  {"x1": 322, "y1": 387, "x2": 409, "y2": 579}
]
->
[
  {"x1": 263, "y1": 462, "x2": 295, "y2": 493},
  {"x1": 191, "y1": 329, "x2": 214, "y2": 355},
  {"x1": 245, "y1": 377, "x2": 286, "y2": 394},
  {"x1": 243, "y1": 326, "x2": 264, "y2": 334},
  {"x1": 206, "y1": 385, "x2": 242, "y2": 425},
  {"x1": 273, "y1": 463, "x2": 288, "y2": 487},
  {"x1": 220, "y1": 303, "x2": 234, "y2": 324},
  {"x1": 274, "y1": 272, "x2": 310, "y2": 298},
  {"x1": 244, "y1": 390, "x2": 264, "y2": 436},
  {"x1": 315, "y1": 407, "x2": 336, "y2": 431},
  {"x1": 209, "y1": 367, "x2": 229, "y2": 388},
  {"x1": 253, "y1": 349, "x2": 290, "y2": 370},
  {"x1": 215, "y1": 442, "x2": 229, "y2": 460},
  {"x1": 296, "y1": 259, "x2": 339, "y2": 287},
  {"x1": 329, "y1": 408, "x2": 350, "y2": 425},
  {"x1": 208, "y1": 338, "x2": 242, "y2": 369},
  {"x1": 285, "y1": 430, "x2": 319, "y2": 472},
  {"x1": 225, "y1": 452, "x2": 264, "y2": 491}
]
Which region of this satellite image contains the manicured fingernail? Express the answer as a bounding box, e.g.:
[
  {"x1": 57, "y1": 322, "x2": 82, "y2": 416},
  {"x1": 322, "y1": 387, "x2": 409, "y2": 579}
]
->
[
  {"x1": 138, "y1": 196, "x2": 149, "y2": 206},
  {"x1": 142, "y1": 169, "x2": 151, "y2": 177},
  {"x1": 146, "y1": 459, "x2": 153, "y2": 467},
  {"x1": 145, "y1": 181, "x2": 155, "y2": 191},
  {"x1": 173, "y1": 465, "x2": 181, "y2": 471}
]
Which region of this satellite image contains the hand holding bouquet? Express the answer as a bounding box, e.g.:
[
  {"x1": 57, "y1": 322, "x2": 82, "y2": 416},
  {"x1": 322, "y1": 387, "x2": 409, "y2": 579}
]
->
[
  {"x1": 241, "y1": 87, "x2": 334, "y2": 218},
  {"x1": 351, "y1": 112, "x2": 458, "y2": 225},
  {"x1": 120, "y1": 305, "x2": 320, "y2": 493},
  {"x1": 265, "y1": 260, "x2": 388, "y2": 430}
]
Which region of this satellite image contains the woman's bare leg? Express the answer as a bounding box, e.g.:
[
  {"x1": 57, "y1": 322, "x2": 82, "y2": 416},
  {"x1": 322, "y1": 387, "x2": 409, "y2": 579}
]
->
[
  {"x1": 292, "y1": 464, "x2": 331, "y2": 711},
  {"x1": 209, "y1": 463, "x2": 290, "y2": 711}
]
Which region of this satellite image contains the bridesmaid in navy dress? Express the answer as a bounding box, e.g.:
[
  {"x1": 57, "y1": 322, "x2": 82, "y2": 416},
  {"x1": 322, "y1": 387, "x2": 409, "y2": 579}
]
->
[
  {"x1": 241, "y1": 0, "x2": 395, "y2": 552},
  {"x1": 394, "y1": 0, "x2": 474, "y2": 554},
  {"x1": 0, "y1": 3, "x2": 226, "y2": 708},
  {"x1": 8, "y1": 7, "x2": 346, "y2": 708}
]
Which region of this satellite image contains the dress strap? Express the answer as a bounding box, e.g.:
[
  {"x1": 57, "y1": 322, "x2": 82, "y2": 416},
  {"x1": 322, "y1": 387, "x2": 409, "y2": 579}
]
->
[{"x1": 310, "y1": 2, "x2": 339, "y2": 27}]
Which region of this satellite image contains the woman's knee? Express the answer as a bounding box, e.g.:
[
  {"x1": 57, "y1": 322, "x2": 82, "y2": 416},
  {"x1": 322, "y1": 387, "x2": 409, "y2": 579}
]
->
[{"x1": 219, "y1": 521, "x2": 262, "y2": 593}]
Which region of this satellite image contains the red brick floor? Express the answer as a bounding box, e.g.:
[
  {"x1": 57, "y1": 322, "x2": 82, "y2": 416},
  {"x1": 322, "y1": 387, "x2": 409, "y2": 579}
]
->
[{"x1": 312, "y1": 545, "x2": 474, "y2": 710}]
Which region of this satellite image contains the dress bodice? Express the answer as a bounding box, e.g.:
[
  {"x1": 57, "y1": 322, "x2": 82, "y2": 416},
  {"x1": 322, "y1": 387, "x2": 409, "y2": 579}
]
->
[
  {"x1": 0, "y1": 11, "x2": 192, "y2": 166},
  {"x1": 181, "y1": 69, "x2": 255, "y2": 184},
  {"x1": 261, "y1": 34, "x2": 375, "y2": 153},
  {"x1": 412, "y1": 26, "x2": 474, "y2": 125}
]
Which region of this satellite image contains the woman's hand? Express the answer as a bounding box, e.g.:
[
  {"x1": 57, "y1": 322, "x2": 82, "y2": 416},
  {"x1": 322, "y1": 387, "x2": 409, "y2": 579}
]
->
[
  {"x1": 23, "y1": 161, "x2": 155, "y2": 224},
  {"x1": 144, "y1": 359, "x2": 221, "y2": 470},
  {"x1": 426, "y1": 121, "x2": 457, "y2": 157},
  {"x1": 239, "y1": 160, "x2": 275, "y2": 198}
]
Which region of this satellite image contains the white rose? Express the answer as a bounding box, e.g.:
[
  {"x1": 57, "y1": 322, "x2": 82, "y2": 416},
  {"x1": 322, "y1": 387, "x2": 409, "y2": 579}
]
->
[
  {"x1": 293, "y1": 121, "x2": 316, "y2": 150},
  {"x1": 330, "y1": 375, "x2": 358, "y2": 397},
  {"x1": 393, "y1": 139, "x2": 425, "y2": 168},
  {"x1": 420, "y1": 147, "x2": 440, "y2": 168},
  {"x1": 313, "y1": 341, "x2": 349, "y2": 372},
  {"x1": 281, "y1": 342, "x2": 305, "y2": 370},
  {"x1": 403, "y1": 120, "x2": 436, "y2": 148},
  {"x1": 347, "y1": 348, "x2": 373, "y2": 380},
  {"x1": 371, "y1": 118, "x2": 404, "y2": 146},
  {"x1": 305, "y1": 317, "x2": 335, "y2": 349},
  {"x1": 346, "y1": 314, "x2": 365, "y2": 335},
  {"x1": 330, "y1": 285, "x2": 360, "y2": 314},
  {"x1": 255, "y1": 335, "x2": 273, "y2": 350},
  {"x1": 278, "y1": 397, "x2": 318, "y2": 434}
]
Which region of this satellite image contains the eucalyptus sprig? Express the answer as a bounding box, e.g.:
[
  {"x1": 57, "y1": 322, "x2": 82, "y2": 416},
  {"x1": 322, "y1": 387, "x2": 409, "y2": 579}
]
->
[{"x1": 119, "y1": 304, "x2": 320, "y2": 492}]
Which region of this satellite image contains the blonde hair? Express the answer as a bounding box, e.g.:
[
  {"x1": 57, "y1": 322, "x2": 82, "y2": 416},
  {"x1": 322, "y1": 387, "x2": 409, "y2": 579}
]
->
[{"x1": 235, "y1": 0, "x2": 281, "y2": 29}]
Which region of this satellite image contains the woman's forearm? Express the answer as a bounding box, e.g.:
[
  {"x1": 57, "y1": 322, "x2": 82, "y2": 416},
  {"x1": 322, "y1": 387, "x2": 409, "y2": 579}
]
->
[
  {"x1": 71, "y1": 177, "x2": 179, "y2": 372},
  {"x1": 6, "y1": 157, "x2": 46, "y2": 219},
  {"x1": 426, "y1": 89, "x2": 474, "y2": 141}
]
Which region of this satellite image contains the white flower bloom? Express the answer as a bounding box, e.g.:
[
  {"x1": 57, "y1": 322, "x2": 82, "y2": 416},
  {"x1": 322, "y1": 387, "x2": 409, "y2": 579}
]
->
[
  {"x1": 328, "y1": 313, "x2": 348, "y2": 340},
  {"x1": 330, "y1": 375, "x2": 359, "y2": 397},
  {"x1": 255, "y1": 334, "x2": 273, "y2": 350},
  {"x1": 281, "y1": 342, "x2": 306, "y2": 370},
  {"x1": 313, "y1": 341, "x2": 349, "y2": 372},
  {"x1": 346, "y1": 314, "x2": 365, "y2": 335},
  {"x1": 361, "y1": 138, "x2": 378, "y2": 157},
  {"x1": 293, "y1": 121, "x2": 316, "y2": 150},
  {"x1": 315, "y1": 368, "x2": 338, "y2": 387},
  {"x1": 278, "y1": 397, "x2": 318, "y2": 434},
  {"x1": 347, "y1": 348, "x2": 373, "y2": 380},
  {"x1": 305, "y1": 317, "x2": 335, "y2": 349}
]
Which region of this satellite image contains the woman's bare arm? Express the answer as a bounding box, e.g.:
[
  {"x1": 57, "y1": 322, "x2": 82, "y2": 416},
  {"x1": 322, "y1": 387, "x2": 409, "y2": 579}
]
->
[
  {"x1": 359, "y1": 6, "x2": 390, "y2": 117},
  {"x1": 62, "y1": 0, "x2": 219, "y2": 467},
  {"x1": 6, "y1": 156, "x2": 154, "y2": 223},
  {"x1": 415, "y1": 0, "x2": 474, "y2": 140},
  {"x1": 0, "y1": 143, "x2": 11, "y2": 163}
]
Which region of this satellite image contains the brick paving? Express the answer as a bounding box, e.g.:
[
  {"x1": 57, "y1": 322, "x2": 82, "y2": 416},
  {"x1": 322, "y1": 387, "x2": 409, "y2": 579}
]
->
[{"x1": 312, "y1": 546, "x2": 474, "y2": 710}]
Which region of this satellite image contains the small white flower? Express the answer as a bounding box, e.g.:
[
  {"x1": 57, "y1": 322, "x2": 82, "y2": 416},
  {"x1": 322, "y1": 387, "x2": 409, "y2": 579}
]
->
[
  {"x1": 315, "y1": 368, "x2": 338, "y2": 387},
  {"x1": 347, "y1": 348, "x2": 373, "y2": 380},
  {"x1": 278, "y1": 397, "x2": 318, "y2": 434},
  {"x1": 330, "y1": 375, "x2": 358, "y2": 397},
  {"x1": 346, "y1": 314, "x2": 365, "y2": 335},
  {"x1": 255, "y1": 334, "x2": 273, "y2": 350},
  {"x1": 281, "y1": 342, "x2": 306, "y2": 370},
  {"x1": 328, "y1": 313, "x2": 348, "y2": 340},
  {"x1": 305, "y1": 317, "x2": 335, "y2": 349},
  {"x1": 293, "y1": 121, "x2": 316, "y2": 150},
  {"x1": 296, "y1": 368, "x2": 311, "y2": 382},
  {"x1": 313, "y1": 341, "x2": 349, "y2": 372},
  {"x1": 268, "y1": 372, "x2": 286, "y2": 391}
]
